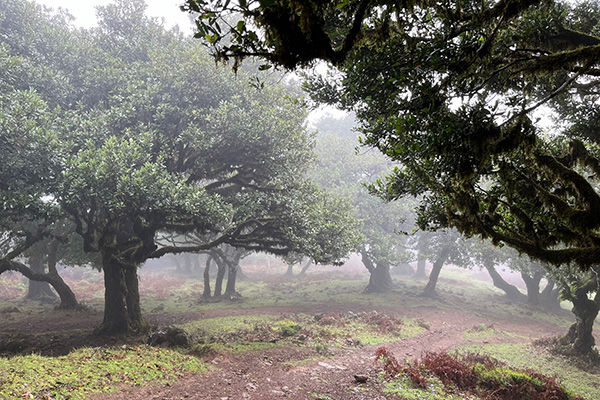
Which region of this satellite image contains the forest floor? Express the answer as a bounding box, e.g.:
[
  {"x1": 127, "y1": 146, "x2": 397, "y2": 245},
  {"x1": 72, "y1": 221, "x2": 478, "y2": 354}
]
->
[
  {"x1": 92, "y1": 304, "x2": 566, "y2": 400},
  {"x1": 1, "y1": 261, "x2": 598, "y2": 399}
]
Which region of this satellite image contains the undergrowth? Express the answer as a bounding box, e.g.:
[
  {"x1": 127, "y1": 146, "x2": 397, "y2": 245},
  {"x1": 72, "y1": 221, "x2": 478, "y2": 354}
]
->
[
  {"x1": 0, "y1": 345, "x2": 205, "y2": 400},
  {"x1": 376, "y1": 347, "x2": 585, "y2": 400},
  {"x1": 180, "y1": 311, "x2": 424, "y2": 355}
]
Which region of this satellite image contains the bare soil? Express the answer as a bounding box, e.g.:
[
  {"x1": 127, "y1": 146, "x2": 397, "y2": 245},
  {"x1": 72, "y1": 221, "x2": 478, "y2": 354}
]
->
[{"x1": 83, "y1": 303, "x2": 566, "y2": 400}]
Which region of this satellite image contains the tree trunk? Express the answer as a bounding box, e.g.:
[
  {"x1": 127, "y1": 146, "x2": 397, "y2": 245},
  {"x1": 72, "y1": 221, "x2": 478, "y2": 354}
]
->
[
  {"x1": 224, "y1": 262, "x2": 238, "y2": 296},
  {"x1": 1, "y1": 259, "x2": 78, "y2": 310},
  {"x1": 484, "y1": 264, "x2": 526, "y2": 302},
  {"x1": 298, "y1": 258, "x2": 312, "y2": 276},
  {"x1": 362, "y1": 250, "x2": 393, "y2": 293},
  {"x1": 46, "y1": 236, "x2": 78, "y2": 309},
  {"x1": 124, "y1": 265, "x2": 147, "y2": 333},
  {"x1": 224, "y1": 248, "x2": 242, "y2": 296},
  {"x1": 213, "y1": 256, "x2": 226, "y2": 298},
  {"x1": 421, "y1": 247, "x2": 450, "y2": 298},
  {"x1": 203, "y1": 256, "x2": 212, "y2": 299},
  {"x1": 414, "y1": 259, "x2": 427, "y2": 279},
  {"x1": 25, "y1": 258, "x2": 57, "y2": 302},
  {"x1": 560, "y1": 290, "x2": 600, "y2": 356},
  {"x1": 97, "y1": 259, "x2": 130, "y2": 335},
  {"x1": 285, "y1": 264, "x2": 294, "y2": 277},
  {"x1": 237, "y1": 266, "x2": 249, "y2": 281},
  {"x1": 96, "y1": 255, "x2": 147, "y2": 335},
  {"x1": 521, "y1": 271, "x2": 543, "y2": 306},
  {"x1": 181, "y1": 253, "x2": 192, "y2": 276},
  {"x1": 540, "y1": 279, "x2": 561, "y2": 312}
]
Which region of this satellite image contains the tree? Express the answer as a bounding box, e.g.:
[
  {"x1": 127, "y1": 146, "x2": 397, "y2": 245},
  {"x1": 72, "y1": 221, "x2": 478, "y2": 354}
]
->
[
  {"x1": 311, "y1": 116, "x2": 414, "y2": 293},
  {"x1": 184, "y1": 0, "x2": 600, "y2": 355},
  {"x1": 1, "y1": 0, "x2": 360, "y2": 335}
]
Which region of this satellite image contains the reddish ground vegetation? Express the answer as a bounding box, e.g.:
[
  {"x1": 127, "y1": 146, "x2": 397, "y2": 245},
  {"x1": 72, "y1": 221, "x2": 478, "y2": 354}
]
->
[{"x1": 376, "y1": 347, "x2": 585, "y2": 400}]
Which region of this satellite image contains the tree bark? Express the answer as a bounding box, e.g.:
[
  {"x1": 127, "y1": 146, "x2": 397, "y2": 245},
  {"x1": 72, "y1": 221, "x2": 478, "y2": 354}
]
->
[
  {"x1": 224, "y1": 248, "x2": 242, "y2": 296},
  {"x1": 421, "y1": 247, "x2": 451, "y2": 297},
  {"x1": 285, "y1": 263, "x2": 294, "y2": 277},
  {"x1": 203, "y1": 256, "x2": 212, "y2": 299},
  {"x1": 96, "y1": 254, "x2": 147, "y2": 335},
  {"x1": 521, "y1": 270, "x2": 543, "y2": 306},
  {"x1": 484, "y1": 263, "x2": 526, "y2": 302},
  {"x1": 213, "y1": 254, "x2": 227, "y2": 298},
  {"x1": 540, "y1": 279, "x2": 561, "y2": 312},
  {"x1": 560, "y1": 289, "x2": 600, "y2": 355},
  {"x1": 25, "y1": 257, "x2": 57, "y2": 302},
  {"x1": 237, "y1": 266, "x2": 249, "y2": 281},
  {"x1": 124, "y1": 265, "x2": 147, "y2": 333},
  {"x1": 224, "y1": 262, "x2": 238, "y2": 296},
  {"x1": 298, "y1": 258, "x2": 312, "y2": 276},
  {"x1": 362, "y1": 250, "x2": 393, "y2": 293},
  {"x1": 97, "y1": 258, "x2": 130, "y2": 335}
]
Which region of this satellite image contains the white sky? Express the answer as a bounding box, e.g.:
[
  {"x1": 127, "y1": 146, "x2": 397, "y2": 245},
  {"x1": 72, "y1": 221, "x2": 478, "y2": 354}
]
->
[{"x1": 33, "y1": 0, "x2": 194, "y2": 32}]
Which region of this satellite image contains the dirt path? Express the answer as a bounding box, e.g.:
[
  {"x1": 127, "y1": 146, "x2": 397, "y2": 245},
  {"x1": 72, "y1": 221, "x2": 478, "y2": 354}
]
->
[{"x1": 91, "y1": 305, "x2": 566, "y2": 400}]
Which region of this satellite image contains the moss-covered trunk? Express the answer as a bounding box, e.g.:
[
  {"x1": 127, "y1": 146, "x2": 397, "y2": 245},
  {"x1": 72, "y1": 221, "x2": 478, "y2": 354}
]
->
[
  {"x1": 97, "y1": 255, "x2": 147, "y2": 335},
  {"x1": 560, "y1": 290, "x2": 599, "y2": 355}
]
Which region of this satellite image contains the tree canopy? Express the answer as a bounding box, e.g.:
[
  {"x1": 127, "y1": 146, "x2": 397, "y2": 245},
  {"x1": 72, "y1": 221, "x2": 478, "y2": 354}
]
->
[{"x1": 184, "y1": 0, "x2": 600, "y2": 269}]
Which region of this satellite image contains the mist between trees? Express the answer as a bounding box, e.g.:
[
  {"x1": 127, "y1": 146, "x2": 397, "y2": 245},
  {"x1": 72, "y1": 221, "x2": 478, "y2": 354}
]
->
[{"x1": 2, "y1": 0, "x2": 600, "y2": 364}]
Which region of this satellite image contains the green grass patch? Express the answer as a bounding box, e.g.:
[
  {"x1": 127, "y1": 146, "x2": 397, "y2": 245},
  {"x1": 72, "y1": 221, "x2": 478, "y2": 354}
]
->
[
  {"x1": 383, "y1": 374, "x2": 471, "y2": 400},
  {"x1": 0, "y1": 345, "x2": 206, "y2": 399},
  {"x1": 456, "y1": 343, "x2": 600, "y2": 400},
  {"x1": 179, "y1": 314, "x2": 279, "y2": 335},
  {"x1": 177, "y1": 312, "x2": 425, "y2": 357}
]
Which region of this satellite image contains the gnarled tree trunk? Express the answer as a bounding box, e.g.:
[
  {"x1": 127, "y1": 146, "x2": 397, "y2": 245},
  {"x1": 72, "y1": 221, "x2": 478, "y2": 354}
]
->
[
  {"x1": 484, "y1": 263, "x2": 526, "y2": 302},
  {"x1": 362, "y1": 249, "x2": 393, "y2": 293},
  {"x1": 540, "y1": 279, "x2": 561, "y2": 312},
  {"x1": 203, "y1": 256, "x2": 212, "y2": 299},
  {"x1": 298, "y1": 258, "x2": 312, "y2": 277},
  {"x1": 25, "y1": 257, "x2": 57, "y2": 302},
  {"x1": 96, "y1": 254, "x2": 147, "y2": 335},
  {"x1": 560, "y1": 289, "x2": 600, "y2": 356},
  {"x1": 521, "y1": 270, "x2": 543, "y2": 306}
]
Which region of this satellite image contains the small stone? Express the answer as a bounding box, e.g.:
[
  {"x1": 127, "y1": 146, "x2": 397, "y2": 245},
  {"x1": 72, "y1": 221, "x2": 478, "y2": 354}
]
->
[{"x1": 354, "y1": 374, "x2": 368, "y2": 383}]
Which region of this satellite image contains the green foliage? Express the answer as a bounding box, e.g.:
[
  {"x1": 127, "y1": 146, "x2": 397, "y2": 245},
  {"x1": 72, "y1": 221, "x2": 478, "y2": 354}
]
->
[{"x1": 0, "y1": 345, "x2": 205, "y2": 399}]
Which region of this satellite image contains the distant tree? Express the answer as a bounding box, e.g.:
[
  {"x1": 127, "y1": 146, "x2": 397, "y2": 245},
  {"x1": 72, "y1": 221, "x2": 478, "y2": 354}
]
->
[{"x1": 312, "y1": 118, "x2": 413, "y2": 293}]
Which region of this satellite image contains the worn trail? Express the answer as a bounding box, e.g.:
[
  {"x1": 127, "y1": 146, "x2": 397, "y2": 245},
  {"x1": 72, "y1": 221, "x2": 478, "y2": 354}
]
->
[{"x1": 92, "y1": 305, "x2": 565, "y2": 400}]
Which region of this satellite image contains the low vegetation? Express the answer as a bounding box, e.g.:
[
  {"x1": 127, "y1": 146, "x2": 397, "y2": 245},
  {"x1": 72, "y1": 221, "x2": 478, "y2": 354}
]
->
[
  {"x1": 0, "y1": 345, "x2": 205, "y2": 400},
  {"x1": 376, "y1": 347, "x2": 586, "y2": 400}
]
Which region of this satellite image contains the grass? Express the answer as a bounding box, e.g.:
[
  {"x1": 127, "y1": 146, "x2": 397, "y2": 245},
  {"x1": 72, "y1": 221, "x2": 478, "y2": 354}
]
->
[
  {"x1": 178, "y1": 311, "x2": 425, "y2": 355},
  {"x1": 455, "y1": 343, "x2": 600, "y2": 400},
  {"x1": 0, "y1": 345, "x2": 206, "y2": 400}
]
